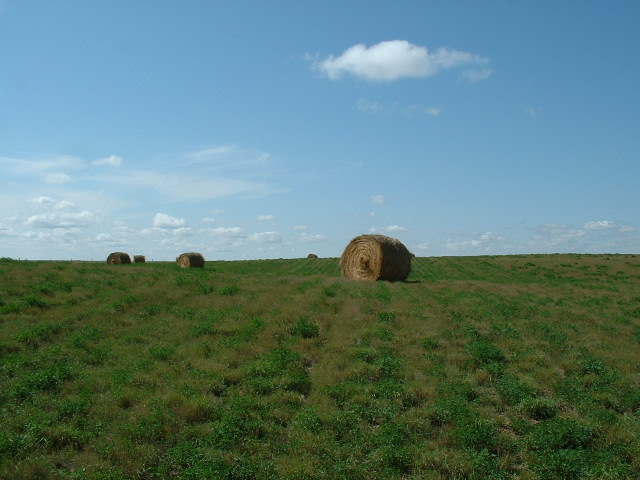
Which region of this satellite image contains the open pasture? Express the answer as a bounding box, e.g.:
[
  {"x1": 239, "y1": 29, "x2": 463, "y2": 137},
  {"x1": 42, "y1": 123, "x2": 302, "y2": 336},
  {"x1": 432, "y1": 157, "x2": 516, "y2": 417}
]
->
[{"x1": 1, "y1": 254, "x2": 639, "y2": 479}]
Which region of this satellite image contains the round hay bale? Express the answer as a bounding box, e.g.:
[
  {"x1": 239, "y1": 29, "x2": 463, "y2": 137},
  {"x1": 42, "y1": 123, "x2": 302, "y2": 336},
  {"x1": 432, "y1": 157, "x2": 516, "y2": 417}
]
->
[
  {"x1": 106, "y1": 252, "x2": 131, "y2": 265},
  {"x1": 307, "y1": 253, "x2": 318, "y2": 259},
  {"x1": 340, "y1": 234, "x2": 412, "y2": 281},
  {"x1": 177, "y1": 252, "x2": 205, "y2": 268},
  {"x1": 133, "y1": 255, "x2": 146, "y2": 263}
]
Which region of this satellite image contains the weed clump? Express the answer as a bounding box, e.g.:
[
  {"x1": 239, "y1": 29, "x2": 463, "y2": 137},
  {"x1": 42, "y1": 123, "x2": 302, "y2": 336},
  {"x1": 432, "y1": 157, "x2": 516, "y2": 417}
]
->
[{"x1": 291, "y1": 316, "x2": 319, "y2": 338}]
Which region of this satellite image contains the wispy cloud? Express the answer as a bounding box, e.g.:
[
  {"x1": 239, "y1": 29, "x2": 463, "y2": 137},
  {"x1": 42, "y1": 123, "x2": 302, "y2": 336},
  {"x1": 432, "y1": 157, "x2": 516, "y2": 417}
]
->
[
  {"x1": 310, "y1": 40, "x2": 491, "y2": 82},
  {"x1": 92, "y1": 155, "x2": 123, "y2": 167},
  {"x1": 584, "y1": 220, "x2": 617, "y2": 230},
  {"x1": 371, "y1": 194, "x2": 386, "y2": 205},
  {"x1": 446, "y1": 232, "x2": 506, "y2": 253},
  {"x1": 258, "y1": 214, "x2": 275, "y2": 221},
  {"x1": 300, "y1": 232, "x2": 327, "y2": 243},
  {"x1": 45, "y1": 173, "x2": 73, "y2": 184},
  {"x1": 250, "y1": 231, "x2": 282, "y2": 244},
  {"x1": 358, "y1": 98, "x2": 441, "y2": 117}
]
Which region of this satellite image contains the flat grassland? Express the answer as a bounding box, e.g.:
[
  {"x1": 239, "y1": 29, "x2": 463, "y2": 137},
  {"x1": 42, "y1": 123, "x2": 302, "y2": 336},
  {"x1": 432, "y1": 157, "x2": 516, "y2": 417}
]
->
[{"x1": 1, "y1": 254, "x2": 639, "y2": 479}]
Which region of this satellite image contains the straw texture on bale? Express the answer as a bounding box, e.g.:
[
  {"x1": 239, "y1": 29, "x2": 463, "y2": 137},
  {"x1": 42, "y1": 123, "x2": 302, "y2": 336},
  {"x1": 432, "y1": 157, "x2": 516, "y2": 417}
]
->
[
  {"x1": 178, "y1": 252, "x2": 205, "y2": 268},
  {"x1": 341, "y1": 235, "x2": 412, "y2": 281},
  {"x1": 133, "y1": 255, "x2": 146, "y2": 263},
  {"x1": 106, "y1": 252, "x2": 131, "y2": 265}
]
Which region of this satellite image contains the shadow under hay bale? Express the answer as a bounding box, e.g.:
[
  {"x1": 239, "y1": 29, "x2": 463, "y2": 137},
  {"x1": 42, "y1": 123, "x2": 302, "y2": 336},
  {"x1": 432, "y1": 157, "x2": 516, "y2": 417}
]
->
[
  {"x1": 133, "y1": 255, "x2": 146, "y2": 263},
  {"x1": 106, "y1": 252, "x2": 132, "y2": 265},
  {"x1": 340, "y1": 234, "x2": 412, "y2": 281},
  {"x1": 307, "y1": 253, "x2": 318, "y2": 258},
  {"x1": 177, "y1": 252, "x2": 205, "y2": 268}
]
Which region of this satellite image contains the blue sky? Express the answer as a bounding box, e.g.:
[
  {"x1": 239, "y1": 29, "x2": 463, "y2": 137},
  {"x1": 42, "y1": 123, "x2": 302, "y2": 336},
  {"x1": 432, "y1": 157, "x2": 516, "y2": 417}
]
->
[{"x1": 1, "y1": 1, "x2": 638, "y2": 261}]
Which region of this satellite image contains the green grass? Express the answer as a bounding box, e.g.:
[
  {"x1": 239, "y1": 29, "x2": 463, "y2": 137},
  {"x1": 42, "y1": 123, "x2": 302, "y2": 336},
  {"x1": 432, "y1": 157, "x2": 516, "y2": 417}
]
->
[{"x1": 1, "y1": 254, "x2": 639, "y2": 479}]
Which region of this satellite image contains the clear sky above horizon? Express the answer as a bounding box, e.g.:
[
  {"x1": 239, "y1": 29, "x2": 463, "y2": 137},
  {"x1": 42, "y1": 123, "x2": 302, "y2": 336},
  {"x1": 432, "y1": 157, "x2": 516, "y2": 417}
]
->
[{"x1": 1, "y1": 1, "x2": 639, "y2": 261}]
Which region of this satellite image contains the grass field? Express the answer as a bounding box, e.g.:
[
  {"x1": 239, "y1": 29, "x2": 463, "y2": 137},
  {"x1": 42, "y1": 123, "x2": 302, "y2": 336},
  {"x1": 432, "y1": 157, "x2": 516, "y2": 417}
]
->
[{"x1": 1, "y1": 254, "x2": 640, "y2": 479}]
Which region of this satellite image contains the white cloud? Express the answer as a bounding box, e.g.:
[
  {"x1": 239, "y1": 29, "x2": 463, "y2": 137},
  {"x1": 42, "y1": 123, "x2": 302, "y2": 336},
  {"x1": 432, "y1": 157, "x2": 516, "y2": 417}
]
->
[
  {"x1": 30, "y1": 196, "x2": 56, "y2": 206},
  {"x1": 447, "y1": 231, "x2": 506, "y2": 253},
  {"x1": 45, "y1": 172, "x2": 73, "y2": 184},
  {"x1": 386, "y1": 225, "x2": 408, "y2": 232},
  {"x1": 529, "y1": 224, "x2": 587, "y2": 250},
  {"x1": 202, "y1": 227, "x2": 246, "y2": 238},
  {"x1": 371, "y1": 194, "x2": 386, "y2": 205},
  {"x1": 250, "y1": 231, "x2": 282, "y2": 244},
  {"x1": 25, "y1": 210, "x2": 96, "y2": 229},
  {"x1": 426, "y1": 107, "x2": 441, "y2": 116},
  {"x1": 525, "y1": 107, "x2": 538, "y2": 118},
  {"x1": 293, "y1": 225, "x2": 307, "y2": 230},
  {"x1": 54, "y1": 200, "x2": 76, "y2": 210},
  {"x1": 92, "y1": 155, "x2": 123, "y2": 167},
  {"x1": 172, "y1": 227, "x2": 194, "y2": 236},
  {"x1": 258, "y1": 214, "x2": 275, "y2": 221},
  {"x1": 584, "y1": 220, "x2": 617, "y2": 230},
  {"x1": 312, "y1": 40, "x2": 491, "y2": 82},
  {"x1": 300, "y1": 232, "x2": 327, "y2": 243},
  {"x1": 153, "y1": 213, "x2": 187, "y2": 229}
]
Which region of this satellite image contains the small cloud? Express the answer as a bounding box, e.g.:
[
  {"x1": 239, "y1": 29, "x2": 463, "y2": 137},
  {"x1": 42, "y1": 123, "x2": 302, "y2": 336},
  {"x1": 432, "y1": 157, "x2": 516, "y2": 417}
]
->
[
  {"x1": 371, "y1": 195, "x2": 386, "y2": 205},
  {"x1": 45, "y1": 173, "x2": 73, "y2": 184},
  {"x1": 300, "y1": 232, "x2": 327, "y2": 243},
  {"x1": 153, "y1": 213, "x2": 186, "y2": 229},
  {"x1": 92, "y1": 155, "x2": 123, "y2": 167},
  {"x1": 258, "y1": 214, "x2": 275, "y2": 221},
  {"x1": 619, "y1": 225, "x2": 636, "y2": 233},
  {"x1": 584, "y1": 220, "x2": 616, "y2": 230},
  {"x1": 425, "y1": 107, "x2": 441, "y2": 116},
  {"x1": 250, "y1": 231, "x2": 282, "y2": 244},
  {"x1": 357, "y1": 98, "x2": 387, "y2": 113},
  {"x1": 459, "y1": 68, "x2": 493, "y2": 83},
  {"x1": 311, "y1": 40, "x2": 491, "y2": 82},
  {"x1": 172, "y1": 227, "x2": 194, "y2": 236},
  {"x1": 386, "y1": 225, "x2": 408, "y2": 232},
  {"x1": 30, "y1": 196, "x2": 55, "y2": 205},
  {"x1": 293, "y1": 225, "x2": 308, "y2": 230},
  {"x1": 447, "y1": 231, "x2": 506, "y2": 253},
  {"x1": 202, "y1": 227, "x2": 246, "y2": 238},
  {"x1": 525, "y1": 107, "x2": 538, "y2": 118}
]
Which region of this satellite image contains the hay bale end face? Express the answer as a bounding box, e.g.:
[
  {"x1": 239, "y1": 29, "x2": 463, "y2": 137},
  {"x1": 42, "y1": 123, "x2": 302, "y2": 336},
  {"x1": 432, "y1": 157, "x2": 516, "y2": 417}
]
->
[
  {"x1": 133, "y1": 255, "x2": 146, "y2": 263},
  {"x1": 106, "y1": 252, "x2": 132, "y2": 265},
  {"x1": 340, "y1": 234, "x2": 412, "y2": 281},
  {"x1": 177, "y1": 252, "x2": 205, "y2": 268}
]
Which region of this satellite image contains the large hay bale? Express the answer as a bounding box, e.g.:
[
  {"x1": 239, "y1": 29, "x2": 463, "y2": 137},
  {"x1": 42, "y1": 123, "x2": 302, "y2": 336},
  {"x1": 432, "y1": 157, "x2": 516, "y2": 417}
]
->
[
  {"x1": 133, "y1": 255, "x2": 146, "y2": 263},
  {"x1": 307, "y1": 253, "x2": 318, "y2": 259},
  {"x1": 106, "y1": 252, "x2": 131, "y2": 265},
  {"x1": 177, "y1": 252, "x2": 205, "y2": 268},
  {"x1": 340, "y1": 234, "x2": 412, "y2": 281}
]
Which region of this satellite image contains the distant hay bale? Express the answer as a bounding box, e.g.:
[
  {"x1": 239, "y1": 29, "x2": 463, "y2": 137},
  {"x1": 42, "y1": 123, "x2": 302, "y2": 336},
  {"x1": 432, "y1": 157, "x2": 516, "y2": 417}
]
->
[
  {"x1": 340, "y1": 234, "x2": 412, "y2": 281},
  {"x1": 177, "y1": 252, "x2": 205, "y2": 268},
  {"x1": 106, "y1": 252, "x2": 131, "y2": 265},
  {"x1": 307, "y1": 253, "x2": 318, "y2": 259},
  {"x1": 133, "y1": 255, "x2": 146, "y2": 263}
]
